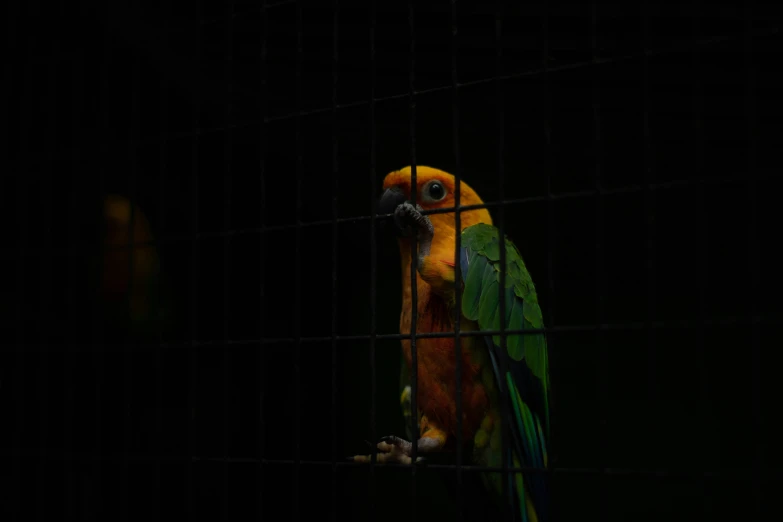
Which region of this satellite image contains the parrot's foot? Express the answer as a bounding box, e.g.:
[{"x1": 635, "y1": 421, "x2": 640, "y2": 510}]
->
[
  {"x1": 349, "y1": 434, "x2": 441, "y2": 466},
  {"x1": 393, "y1": 202, "x2": 434, "y2": 261}
]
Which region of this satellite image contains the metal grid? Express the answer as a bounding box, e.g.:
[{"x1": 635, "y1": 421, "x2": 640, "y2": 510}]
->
[
  {"x1": 4, "y1": 0, "x2": 777, "y2": 521},
  {"x1": 189, "y1": 2, "x2": 770, "y2": 521}
]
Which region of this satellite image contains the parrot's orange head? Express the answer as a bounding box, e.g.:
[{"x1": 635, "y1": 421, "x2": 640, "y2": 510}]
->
[{"x1": 379, "y1": 166, "x2": 492, "y2": 236}]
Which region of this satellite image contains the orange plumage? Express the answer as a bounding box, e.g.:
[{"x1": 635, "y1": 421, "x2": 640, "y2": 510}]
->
[{"x1": 383, "y1": 165, "x2": 494, "y2": 448}]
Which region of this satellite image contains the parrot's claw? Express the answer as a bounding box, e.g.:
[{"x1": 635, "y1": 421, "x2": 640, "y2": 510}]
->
[
  {"x1": 348, "y1": 435, "x2": 427, "y2": 466},
  {"x1": 393, "y1": 202, "x2": 434, "y2": 262},
  {"x1": 392, "y1": 203, "x2": 414, "y2": 237},
  {"x1": 394, "y1": 202, "x2": 433, "y2": 239},
  {"x1": 378, "y1": 435, "x2": 409, "y2": 449}
]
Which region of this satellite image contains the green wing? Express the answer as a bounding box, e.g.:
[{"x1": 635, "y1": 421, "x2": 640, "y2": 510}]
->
[{"x1": 460, "y1": 223, "x2": 550, "y2": 522}]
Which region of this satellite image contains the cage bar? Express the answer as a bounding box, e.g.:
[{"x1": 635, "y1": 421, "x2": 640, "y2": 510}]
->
[
  {"x1": 61, "y1": 172, "x2": 754, "y2": 251},
  {"x1": 11, "y1": 10, "x2": 35, "y2": 519},
  {"x1": 124, "y1": 34, "x2": 142, "y2": 521},
  {"x1": 293, "y1": 2, "x2": 304, "y2": 519},
  {"x1": 257, "y1": 1, "x2": 269, "y2": 517},
  {"x1": 26, "y1": 174, "x2": 760, "y2": 260},
  {"x1": 407, "y1": 3, "x2": 420, "y2": 518},
  {"x1": 745, "y1": 0, "x2": 763, "y2": 516},
  {"x1": 8, "y1": 312, "x2": 773, "y2": 353},
  {"x1": 156, "y1": 23, "x2": 169, "y2": 514},
  {"x1": 55, "y1": 313, "x2": 771, "y2": 353},
  {"x1": 689, "y1": 0, "x2": 710, "y2": 516},
  {"x1": 4, "y1": 444, "x2": 767, "y2": 481},
  {"x1": 12, "y1": 107, "x2": 28, "y2": 522},
  {"x1": 222, "y1": 3, "x2": 235, "y2": 520},
  {"x1": 330, "y1": 1, "x2": 342, "y2": 519},
  {"x1": 540, "y1": 4, "x2": 557, "y2": 519},
  {"x1": 367, "y1": 0, "x2": 380, "y2": 514},
  {"x1": 186, "y1": 3, "x2": 204, "y2": 517},
  {"x1": 63, "y1": 24, "x2": 82, "y2": 517},
  {"x1": 494, "y1": 4, "x2": 514, "y2": 520},
  {"x1": 187, "y1": 454, "x2": 758, "y2": 480},
  {"x1": 589, "y1": 3, "x2": 609, "y2": 522},
  {"x1": 35, "y1": 31, "x2": 58, "y2": 522},
  {"x1": 92, "y1": 10, "x2": 113, "y2": 517},
  {"x1": 643, "y1": 0, "x2": 659, "y2": 407},
  {"x1": 450, "y1": 0, "x2": 464, "y2": 520}
]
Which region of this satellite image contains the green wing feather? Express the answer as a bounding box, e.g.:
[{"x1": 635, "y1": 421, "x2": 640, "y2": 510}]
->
[{"x1": 460, "y1": 223, "x2": 550, "y2": 522}]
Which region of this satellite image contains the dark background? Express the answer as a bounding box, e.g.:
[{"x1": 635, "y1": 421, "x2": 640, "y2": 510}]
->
[{"x1": 2, "y1": 0, "x2": 781, "y2": 521}]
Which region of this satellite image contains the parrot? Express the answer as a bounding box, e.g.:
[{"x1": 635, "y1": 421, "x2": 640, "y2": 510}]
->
[
  {"x1": 350, "y1": 166, "x2": 551, "y2": 522},
  {"x1": 100, "y1": 194, "x2": 168, "y2": 333}
]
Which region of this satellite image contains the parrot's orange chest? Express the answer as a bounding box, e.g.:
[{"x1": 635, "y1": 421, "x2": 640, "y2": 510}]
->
[{"x1": 399, "y1": 275, "x2": 489, "y2": 444}]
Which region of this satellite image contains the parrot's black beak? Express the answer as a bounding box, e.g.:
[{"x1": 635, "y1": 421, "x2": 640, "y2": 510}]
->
[
  {"x1": 378, "y1": 186, "x2": 406, "y2": 216},
  {"x1": 378, "y1": 186, "x2": 408, "y2": 236}
]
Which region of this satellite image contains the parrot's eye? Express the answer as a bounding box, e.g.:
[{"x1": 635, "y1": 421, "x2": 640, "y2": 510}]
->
[{"x1": 422, "y1": 180, "x2": 447, "y2": 202}]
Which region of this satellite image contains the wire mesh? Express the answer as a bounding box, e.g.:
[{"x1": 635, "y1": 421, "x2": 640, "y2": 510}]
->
[{"x1": 4, "y1": 1, "x2": 778, "y2": 521}]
